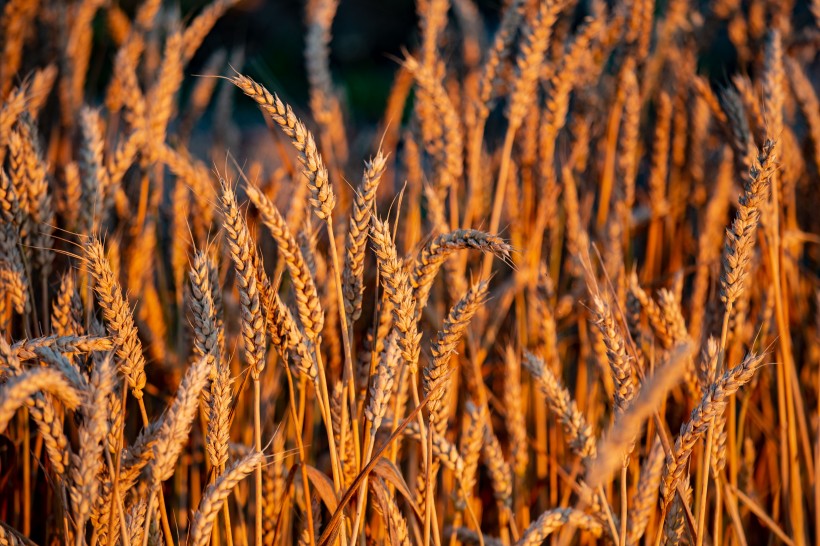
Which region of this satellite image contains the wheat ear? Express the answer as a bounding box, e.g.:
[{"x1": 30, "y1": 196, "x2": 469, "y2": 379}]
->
[
  {"x1": 660, "y1": 351, "x2": 765, "y2": 509},
  {"x1": 85, "y1": 238, "x2": 147, "y2": 400},
  {"x1": 342, "y1": 151, "x2": 387, "y2": 323},
  {"x1": 245, "y1": 183, "x2": 324, "y2": 341},
  {"x1": 230, "y1": 74, "x2": 336, "y2": 219},
  {"x1": 522, "y1": 351, "x2": 597, "y2": 459},
  {"x1": 516, "y1": 508, "x2": 603, "y2": 546},
  {"x1": 188, "y1": 451, "x2": 264, "y2": 546}
]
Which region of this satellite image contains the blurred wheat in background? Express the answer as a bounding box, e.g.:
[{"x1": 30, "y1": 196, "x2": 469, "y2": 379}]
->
[{"x1": 0, "y1": 0, "x2": 818, "y2": 545}]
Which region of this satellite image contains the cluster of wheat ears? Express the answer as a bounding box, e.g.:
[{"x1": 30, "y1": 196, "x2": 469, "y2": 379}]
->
[{"x1": 0, "y1": 0, "x2": 818, "y2": 545}]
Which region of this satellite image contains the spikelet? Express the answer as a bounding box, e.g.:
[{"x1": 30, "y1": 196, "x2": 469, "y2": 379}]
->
[
  {"x1": 0, "y1": 522, "x2": 27, "y2": 546},
  {"x1": 0, "y1": 224, "x2": 28, "y2": 314},
  {"x1": 28, "y1": 393, "x2": 70, "y2": 478},
  {"x1": 507, "y1": 0, "x2": 561, "y2": 131},
  {"x1": 13, "y1": 335, "x2": 113, "y2": 360},
  {"x1": 370, "y1": 478, "x2": 411, "y2": 546},
  {"x1": 404, "y1": 421, "x2": 467, "y2": 477},
  {"x1": 207, "y1": 360, "x2": 232, "y2": 470},
  {"x1": 404, "y1": 53, "x2": 463, "y2": 189},
  {"x1": 145, "y1": 31, "x2": 184, "y2": 159},
  {"x1": 364, "y1": 334, "x2": 399, "y2": 433},
  {"x1": 456, "y1": 400, "x2": 485, "y2": 509},
  {"x1": 626, "y1": 439, "x2": 665, "y2": 544},
  {"x1": 51, "y1": 272, "x2": 83, "y2": 337},
  {"x1": 590, "y1": 294, "x2": 636, "y2": 414},
  {"x1": 189, "y1": 250, "x2": 221, "y2": 367}
]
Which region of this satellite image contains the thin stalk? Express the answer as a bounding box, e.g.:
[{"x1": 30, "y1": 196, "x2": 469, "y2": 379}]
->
[
  {"x1": 767, "y1": 179, "x2": 806, "y2": 546},
  {"x1": 597, "y1": 485, "x2": 621, "y2": 546},
  {"x1": 714, "y1": 476, "x2": 722, "y2": 546},
  {"x1": 137, "y1": 398, "x2": 173, "y2": 546},
  {"x1": 481, "y1": 126, "x2": 516, "y2": 280},
  {"x1": 696, "y1": 428, "x2": 714, "y2": 546},
  {"x1": 314, "y1": 348, "x2": 344, "y2": 493},
  {"x1": 349, "y1": 427, "x2": 375, "y2": 542},
  {"x1": 104, "y1": 449, "x2": 131, "y2": 546},
  {"x1": 325, "y1": 219, "x2": 362, "y2": 471},
  {"x1": 107, "y1": 381, "x2": 129, "y2": 546},
  {"x1": 620, "y1": 465, "x2": 628, "y2": 546},
  {"x1": 23, "y1": 410, "x2": 30, "y2": 536},
  {"x1": 284, "y1": 358, "x2": 316, "y2": 546},
  {"x1": 254, "y1": 379, "x2": 263, "y2": 546},
  {"x1": 424, "y1": 415, "x2": 434, "y2": 546},
  {"x1": 410, "y1": 379, "x2": 441, "y2": 546}
]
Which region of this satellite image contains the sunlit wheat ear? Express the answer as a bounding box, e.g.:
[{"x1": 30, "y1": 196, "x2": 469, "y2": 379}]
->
[
  {"x1": 503, "y1": 346, "x2": 528, "y2": 476},
  {"x1": 150, "y1": 356, "x2": 211, "y2": 485},
  {"x1": 85, "y1": 238, "x2": 148, "y2": 400},
  {"x1": 189, "y1": 250, "x2": 221, "y2": 369},
  {"x1": 660, "y1": 350, "x2": 766, "y2": 509},
  {"x1": 507, "y1": 0, "x2": 562, "y2": 132},
  {"x1": 719, "y1": 141, "x2": 775, "y2": 310},
  {"x1": 220, "y1": 184, "x2": 266, "y2": 379},
  {"x1": 404, "y1": 421, "x2": 467, "y2": 490},
  {"x1": 13, "y1": 335, "x2": 113, "y2": 361},
  {"x1": 425, "y1": 279, "x2": 489, "y2": 433},
  {"x1": 245, "y1": 183, "x2": 324, "y2": 341},
  {"x1": 230, "y1": 74, "x2": 335, "y2": 219},
  {"x1": 628, "y1": 271, "x2": 674, "y2": 349},
  {"x1": 0, "y1": 522, "x2": 28, "y2": 546},
  {"x1": 482, "y1": 424, "x2": 513, "y2": 511},
  {"x1": 404, "y1": 53, "x2": 462, "y2": 190},
  {"x1": 663, "y1": 477, "x2": 693, "y2": 544},
  {"x1": 207, "y1": 358, "x2": 233, "y2": 470},
  {"x1": 0, "y1": 368, "x2": 82, "y2": 433},
  {"x1": 589, "y1": 293, "x2": 636, "y2": 415},
  {"x1": 626, "y1": 438, "x2": 664, "y2": 544},
  {"x1": 411, "y1": 229, "x2": 511, "y2": 315},
  {"x1": 455, "y1": 400, "x2": 485, "y2": 510},
  {"x1": 51, "y1": 271, "x2": 83, "y2": 337},
  {"x1": 522, "y1": 351, "x2": 597, "y2": 460},
  {"x1": 517, "y1": 508, "x2": 604, "y2": 546},
  {"x1": 0, "y1": 223, "x2": 28, "y2": 314},
  {"x1": 342, "y1": 150, "x2": 387, "y2": 323},
  {"x1": 370, "y1": 478, "x2": 411, "y2": 546},
  {"x1": 364, "y1": 334, "x2": 399, "y2": 434},
  {"x1": 69, "y1": 353, "x2": 115, "y2": 534},
  {"x1": 188, "y1": 450, "x2": 263, "y2": 546},
  {"x1": 370, "y1": 215, "x2": 421, "y2": 373}
]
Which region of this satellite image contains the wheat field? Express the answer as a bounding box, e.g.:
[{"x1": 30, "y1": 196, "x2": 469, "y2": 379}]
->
[{"x1": 0, "y1": 0, "x2": 818, "y2": 545}]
